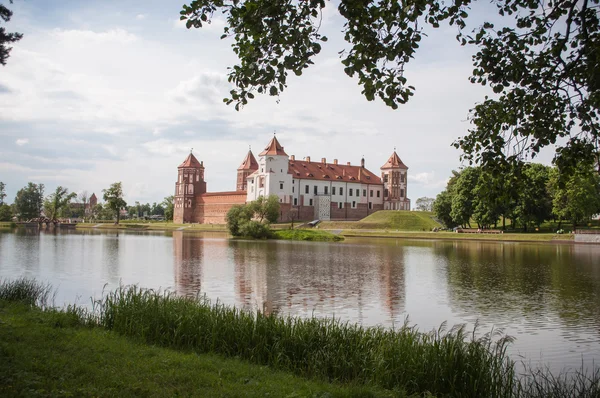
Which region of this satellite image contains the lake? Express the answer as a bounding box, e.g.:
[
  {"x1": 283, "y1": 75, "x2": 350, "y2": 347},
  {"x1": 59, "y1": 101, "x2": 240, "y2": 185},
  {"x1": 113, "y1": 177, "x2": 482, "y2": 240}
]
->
[{"x1": 1, "y1": 228, "x2": 599, "y2": 373}]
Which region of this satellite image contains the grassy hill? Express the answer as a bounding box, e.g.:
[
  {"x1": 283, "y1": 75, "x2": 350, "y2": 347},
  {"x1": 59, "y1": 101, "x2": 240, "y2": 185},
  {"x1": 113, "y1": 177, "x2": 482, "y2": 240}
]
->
[{"x1": 320, "y1": 211, "x2": 442, "y2": 231}]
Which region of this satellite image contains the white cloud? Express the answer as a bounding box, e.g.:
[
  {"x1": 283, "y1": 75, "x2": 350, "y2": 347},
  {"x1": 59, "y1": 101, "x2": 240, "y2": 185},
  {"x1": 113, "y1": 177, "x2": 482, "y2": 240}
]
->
[
  {"x1": 15, "y1": 138, "x2": 29, "y2": 146},
  {"x1": 136, "y1": 14, "x2": 146, "y2": 20}
]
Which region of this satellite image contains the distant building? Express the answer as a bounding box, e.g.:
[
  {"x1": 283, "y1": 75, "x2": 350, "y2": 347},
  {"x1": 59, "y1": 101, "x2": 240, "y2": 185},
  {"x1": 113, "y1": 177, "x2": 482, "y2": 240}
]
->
[{"x1": 173, "y1": 137, "x2": 410, "y2": 224}]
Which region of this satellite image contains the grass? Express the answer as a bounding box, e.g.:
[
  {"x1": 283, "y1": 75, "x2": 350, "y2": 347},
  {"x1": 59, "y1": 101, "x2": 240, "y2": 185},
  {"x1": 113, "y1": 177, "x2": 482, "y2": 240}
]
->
[
  {"x1": 76, "y1": 222, "x2": 228, "y2": 232},
  {"x1": 319, "y1": 211, "x2": 442, "y2": 232},
  {"x1": 2, "y1": 279, "x2": 599, "y2": 397},
  {"x1": 272, "y1": 229, "x2": 344, "y2": 242},
  {"x1": 340, "y1": 230, "x2": 574, "y2": 242},
  {"x1": 0, "y1": 303, "x2": 398, "y2": 398}
]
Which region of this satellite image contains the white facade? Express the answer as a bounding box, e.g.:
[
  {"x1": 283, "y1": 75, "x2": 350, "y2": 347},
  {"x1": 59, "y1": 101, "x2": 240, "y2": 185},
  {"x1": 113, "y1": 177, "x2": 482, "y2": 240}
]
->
[{"x1": 246, "y1": 154, "x2": 293, "y2": 204}]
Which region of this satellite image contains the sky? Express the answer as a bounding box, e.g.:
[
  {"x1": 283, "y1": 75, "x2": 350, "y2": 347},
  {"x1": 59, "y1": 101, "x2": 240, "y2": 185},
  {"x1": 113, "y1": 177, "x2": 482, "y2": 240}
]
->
[{"x1": 0, "y1": 0, "x2": 555, "y2": 205}]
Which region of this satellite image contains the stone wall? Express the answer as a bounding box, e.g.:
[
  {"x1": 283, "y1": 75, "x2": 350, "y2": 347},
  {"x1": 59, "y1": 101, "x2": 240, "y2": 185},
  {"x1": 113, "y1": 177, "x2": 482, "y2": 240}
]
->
[{"x1": 574, "y1": 234, "x2": 600, "y2": 243}]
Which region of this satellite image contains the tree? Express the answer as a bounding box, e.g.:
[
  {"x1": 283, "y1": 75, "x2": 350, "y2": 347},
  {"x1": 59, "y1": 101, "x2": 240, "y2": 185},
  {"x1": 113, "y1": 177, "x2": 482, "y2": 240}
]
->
[
  {"x1": 43, "y1": 186, "x2": 77, "y2": 220},
  {"x1": 0, "y1": 181, "x2": 6, "y2": 205},
  {"x1": 0, "y1": 203, "x2": 11, "y2": 221},
  {"x1": 415, "y1": 197, "x2": 434, "y2": 212},
  {"x1": 1, "y1": 0, "x2": 23, "y2": 66},
  {"x1": 181, "y1": 0, "x2": 600, "y2": 172},
  {"x1": 79, "y1": 190, "x2": 89, "y2": 218},
  {"x1": 151, "y1": 202, "x2": 165, "y2": 216},
  {"x1": 225, "y1": 195, "x2": 280, "y2": 237},
  {"x1": 513, "y1": 163, "x2": 552, "y2": 231},
  {"x1": 433, "y1": 190, "x2": 455, "y2": 229},
  {"x1": 162, "y1": 196, "x2": 174, "y2": 221},
  {"x1": 14, "y1": 182, "x2": 44, "y2": 220},
  {"x1": 549, "y1": 163, "x2": 600, "y2": 230},
  {"x1": 102, "y1": 182, "x2": 127, "y2": 224}
]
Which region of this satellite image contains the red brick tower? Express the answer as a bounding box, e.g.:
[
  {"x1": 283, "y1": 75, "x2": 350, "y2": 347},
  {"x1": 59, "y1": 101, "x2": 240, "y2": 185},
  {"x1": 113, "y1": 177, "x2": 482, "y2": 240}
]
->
[
  {"x1": 236, "y1": 149, "x2": 258, "y2": 191},
  {"x1": 174, "y1": 151, "x2": 206, "y2": 223},
  {"x1": 381, "y1": 150, "x2": 410, "y2": 210}
]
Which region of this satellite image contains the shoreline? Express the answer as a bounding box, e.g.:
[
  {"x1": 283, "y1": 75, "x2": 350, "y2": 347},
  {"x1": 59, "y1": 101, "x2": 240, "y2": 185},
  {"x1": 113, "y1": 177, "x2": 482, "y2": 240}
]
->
[{"x1": 1, "y1": 222, "x2": 583, "y2": 244}]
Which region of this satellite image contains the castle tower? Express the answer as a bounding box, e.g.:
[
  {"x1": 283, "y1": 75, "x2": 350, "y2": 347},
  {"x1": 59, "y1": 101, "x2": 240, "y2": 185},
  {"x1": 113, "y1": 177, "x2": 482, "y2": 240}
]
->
[
  {"x1": 380, "y1": 150, "x2": 410, "y2": 210},
  {"x1": 174, "y1": 151, "x2": 206, "y2": 223},
  {"x1": 246, "y1": 136, "x2": 292, "y2": 203},
  {"x1": 236, "y1": 149, "x2": 258, "y2": 191}
]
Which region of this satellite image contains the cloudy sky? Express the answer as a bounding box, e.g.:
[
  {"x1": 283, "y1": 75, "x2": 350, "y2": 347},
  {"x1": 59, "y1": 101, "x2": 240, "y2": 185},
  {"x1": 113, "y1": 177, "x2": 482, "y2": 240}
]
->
[{"x1": 0, "y1": 0, "x2": 553, "y2": 205}]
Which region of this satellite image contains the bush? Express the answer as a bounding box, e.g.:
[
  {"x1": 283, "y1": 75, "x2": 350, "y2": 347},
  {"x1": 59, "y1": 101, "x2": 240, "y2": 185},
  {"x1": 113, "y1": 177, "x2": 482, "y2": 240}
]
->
[
  {"x1": 239, "y1": 220, "x2": 272, "y2": 239},
  {"x1": 226, "y1": 196, "x2": 280, "y2": 238}
]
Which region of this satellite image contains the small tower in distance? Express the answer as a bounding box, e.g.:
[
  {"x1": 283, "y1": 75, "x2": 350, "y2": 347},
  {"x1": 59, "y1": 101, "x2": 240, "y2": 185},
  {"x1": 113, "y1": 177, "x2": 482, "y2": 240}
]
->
[
  {"x1": 174, "y1": 151, "x2": 206, "y2": 223},
  {"x1": 380, "y1": 150, "x2": 410, "y2": 210},
  {"x1": 236, "y1": 149, "x2": 258, "y2": 191}
]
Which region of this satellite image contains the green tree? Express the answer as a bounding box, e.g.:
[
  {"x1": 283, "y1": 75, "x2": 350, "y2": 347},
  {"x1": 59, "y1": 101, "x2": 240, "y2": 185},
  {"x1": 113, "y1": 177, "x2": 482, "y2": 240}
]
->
[
  {"x1": 151, "y1": 202, "x2": 165, "y2": 216},
  {"x1": 1, "y1": 0, "x2": 23, "y2": 66},
  {"x1": 225, "y1": 195, "x2": 280, "y2": 237},
  {"x1": 0, "y1": 203, "x2": 11, "y2": 221},
  {"x1": 181, "y1": 0, "x2": 600, "y2": 171},
  {"x1": 102, "y1": 182, "x2": 127, "y2": 224},
  {"x1": 450, "y1": 168, "x2": 480, "y2": 228},
  {"x1": 0, "y1": 181, "x2": 6, "y2": 205},
  {"x1": 43, "y1": 186, "x2": 77, "y2": 220},
  {"x1": 415, "y1": 197, "x2": 434, "y2": 212},
  {"x1": 549, "y1": 164, "x2": 600, "y2": 230},
  {"x1": 513, "y1": 163, "x2": 552, "y2": 231},
  {"x1": 433, "y1": 190, "x2": 455, "y2": 229},
  {"x1": 162, "y1": 196, "x2": 174, "y2": 221},
  {"x1": 14, "y1": 182, "x2": 44, "y2": 220},
  {"x1": 472, "y1": 171, "x2": 502, "y2": 229}
]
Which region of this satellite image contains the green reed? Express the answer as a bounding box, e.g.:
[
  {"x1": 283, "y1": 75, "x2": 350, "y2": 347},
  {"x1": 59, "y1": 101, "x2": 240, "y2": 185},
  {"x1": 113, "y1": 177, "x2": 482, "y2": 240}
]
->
[
  {"x1": 0, "y1": 278, "x2": 53, "y2": 308},
  {"x1": 2, "y1": 279, "x2": 598, "y2": 397}
]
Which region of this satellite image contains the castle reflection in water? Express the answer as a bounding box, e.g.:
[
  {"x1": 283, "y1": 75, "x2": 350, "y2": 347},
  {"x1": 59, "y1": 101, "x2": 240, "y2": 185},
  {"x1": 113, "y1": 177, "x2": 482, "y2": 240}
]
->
[{"x1": 172, "y1": 231, "x2": 406, "y2": 323}]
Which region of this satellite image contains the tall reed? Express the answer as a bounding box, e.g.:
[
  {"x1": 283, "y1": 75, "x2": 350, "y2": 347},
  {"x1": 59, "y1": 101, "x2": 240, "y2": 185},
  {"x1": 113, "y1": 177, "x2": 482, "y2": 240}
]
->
[
  {"x1": 0, "y1": 278, "x2": 53, "y2": 308},
  {"x1": 2, "y1": 280, "x2": 598, "y2": 397}
]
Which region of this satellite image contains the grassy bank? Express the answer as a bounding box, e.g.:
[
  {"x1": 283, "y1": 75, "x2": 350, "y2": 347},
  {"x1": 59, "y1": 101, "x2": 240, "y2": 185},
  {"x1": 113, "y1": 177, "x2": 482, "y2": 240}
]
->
[
  {"x1": 3, "y1": 279, "x2": 597, "y2": 397},
  {"x1": 75, "y1": 222, "x2": 228, "y2": 232},
  {"x1": 272, "y1": 229, "x2": 344, "y2": 242},
  {"x1": 0, "y1": 303, "x2": 396, "y2": 397},
  {"x1": 320, "y1": 211, "x2": 442, "y2": 231},
  {"x1": 340, "y1": 230, "x2": 574, "y2": 243}
]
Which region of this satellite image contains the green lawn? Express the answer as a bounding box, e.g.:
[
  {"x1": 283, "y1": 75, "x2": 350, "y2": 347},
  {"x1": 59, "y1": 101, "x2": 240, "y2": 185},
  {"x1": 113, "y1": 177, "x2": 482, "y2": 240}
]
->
[
  {"x1": 0, "y1": 302, "x2": 399, "y2": 398},
  {"x1": 320, "y1": 211, "x2": 442, "y2": 231},
  {"x1": 272, "y1": 229, "x2": 344, "y2": 242},
  {"x1": 341, "y1": 230, "x2": 573, "y2": 242}
]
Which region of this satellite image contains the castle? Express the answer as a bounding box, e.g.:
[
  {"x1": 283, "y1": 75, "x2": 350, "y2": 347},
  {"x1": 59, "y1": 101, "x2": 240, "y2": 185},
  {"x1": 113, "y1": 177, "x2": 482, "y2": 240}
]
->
[{"x1": 173, "y1": 136, "x2": 410, "y2": 224}]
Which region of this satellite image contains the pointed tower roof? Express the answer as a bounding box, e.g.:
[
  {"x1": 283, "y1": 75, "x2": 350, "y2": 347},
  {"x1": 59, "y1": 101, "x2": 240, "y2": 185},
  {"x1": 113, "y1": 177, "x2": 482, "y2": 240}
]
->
[
  {"x1": 178, "y1": 152, "x2": 203, "y2": 168},
  {"x1": 381, "y1": 151, "x2": 408, "y2": 170},
  {"x1": 259, "y1": 136, "x2": 288, "y2": 156},
  {"x1": 237, "y1": 150, "x2": 259, "y2": 171},
  {"x1": 90, "y1": 193, "x2": 97, "y2": 200}
]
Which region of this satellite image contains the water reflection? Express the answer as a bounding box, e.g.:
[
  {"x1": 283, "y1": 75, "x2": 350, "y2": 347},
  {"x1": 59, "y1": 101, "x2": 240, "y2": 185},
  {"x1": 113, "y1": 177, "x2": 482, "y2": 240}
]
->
[{"x1": 2, "y1": 229, "x2": 599, "y2": 372}]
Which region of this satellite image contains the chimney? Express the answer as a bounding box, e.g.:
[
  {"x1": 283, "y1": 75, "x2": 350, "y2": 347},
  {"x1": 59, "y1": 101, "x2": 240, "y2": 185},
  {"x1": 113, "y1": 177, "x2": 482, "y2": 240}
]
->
[
  {"x1": 321, "y1": 157, "x2": 326, "y2": 164},
  {"x1": 347, "y1": 162, "x2": 351, "y2": 166},
  {"x1": 306, "y1": 156, "x2": 311, "y2": 162},
  {"x1": 333, "y1": 159, "x2": 338, "y2": 165},
  {"x1": 361, "y1": 157, "x2": 365, "y2": 168},
  {"x1": 290, "y1": 155, "x2": 295, "y2": 161}
]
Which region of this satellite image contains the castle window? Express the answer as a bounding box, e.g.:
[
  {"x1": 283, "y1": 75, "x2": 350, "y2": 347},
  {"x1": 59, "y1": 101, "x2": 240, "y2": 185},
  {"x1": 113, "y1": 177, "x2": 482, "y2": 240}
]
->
[
  {"x1": 383, "y1": 174, "x2": 388, "y2": 183},
  {"x1": 369, "y1": 202, "x2": 373, "y2": 209},
  {"x1": 305, "y1": 185, "x2": 309, "y2": 194},
  {"x1": 294, "y1": 198, "x2": 298, "y2": 206},
  {"x1": 377, "y1": 190, "x2": 380, "y2": 198},
  {"x1": 363, "y1": 189, "x2": 367, "y2": 197},
  {"x1": 280, "y1": 183, "x2": 284, "y2": 190},
  {"x1": 309, "y1": 199, "x2": 313, "y2": 206},
  {"x1": 332, "y1": 186, "x2": 336, "y2": 195},
  {"x1": 384, "y1": 189, "x2": 388, "y2": 197},
  {"x1": 339, "y1": 187, "x2": 343, "y2": 196},
  {"x1": 370, "y1": 190, "x2": 373, "y2": 197},
  {"x1": 401, "y1": 173, "x2": 405, "y2": 183},
  {"x1": 352, "y1": 201, "x2": 356, "y2": 208},
  {"x1": 314, "y1": 186, "x2": 317, "y2": 195},
  {"x1": 292, "y1": 186, "x2": 294, "y2": 193},
  {"x1": 324, "y1": 186, "x2": 328, "y2": 195},
  {"x1": 259, "y1": 177, "x2": 265, "y2": 188},
  {"x1": 400, "y1": 189, "x2": 405, "y2": 198},
  {"x1": 338, "y1": 202, "x2": 343, "y2": 209},
  {"x1": 349, "y1": 189, "x2": 353, "y2": 197}
]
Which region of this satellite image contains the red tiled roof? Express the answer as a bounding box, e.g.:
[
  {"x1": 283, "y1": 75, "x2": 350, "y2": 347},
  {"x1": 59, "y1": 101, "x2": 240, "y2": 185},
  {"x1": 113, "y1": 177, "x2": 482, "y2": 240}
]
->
[
  {"x1": 259, "y1": 136, "x2": 288, "y2": 156},
  {"x1": 178, "y1": 153, "x2": 203, "y2": 168},
  {"x1": 288, "y1": 160, "x2": 383, "y2": 184},
  {"x1": 381, "y1": 151, "x2": 408, "y2": 170},
  {"x1": 237, "y1": 150, "x2": 259, "y2": 171}
]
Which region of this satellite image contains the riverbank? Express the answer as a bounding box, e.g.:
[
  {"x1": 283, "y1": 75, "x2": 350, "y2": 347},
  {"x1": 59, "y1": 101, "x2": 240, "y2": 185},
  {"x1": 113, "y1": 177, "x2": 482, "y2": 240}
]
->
[
  {"x1": 337, "y1": 230, "x2": 575, "y2": 243},
  {"x1": 0, "y1": 303, "x2": 395, "y2": 398},
  {"x1": 1, "y1": 279, "x2": 597, "y2": 397},
  {"x1": 272, "y1": 229, "x2": 343, "y2": 241}
]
